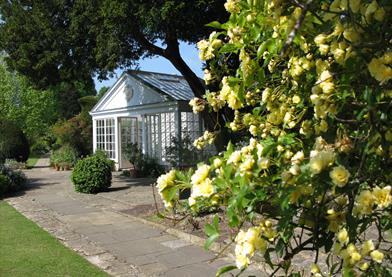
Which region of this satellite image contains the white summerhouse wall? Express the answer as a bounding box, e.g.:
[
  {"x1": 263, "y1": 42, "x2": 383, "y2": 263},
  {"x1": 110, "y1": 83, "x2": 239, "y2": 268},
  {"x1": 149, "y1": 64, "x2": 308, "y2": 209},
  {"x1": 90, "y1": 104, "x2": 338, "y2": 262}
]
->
[
  {"x1": 95, "y1": 75, "x2": 167, "y2": 112},
  {"x1": 91, "y1": 74, "x2": 180, "y2": 170}
]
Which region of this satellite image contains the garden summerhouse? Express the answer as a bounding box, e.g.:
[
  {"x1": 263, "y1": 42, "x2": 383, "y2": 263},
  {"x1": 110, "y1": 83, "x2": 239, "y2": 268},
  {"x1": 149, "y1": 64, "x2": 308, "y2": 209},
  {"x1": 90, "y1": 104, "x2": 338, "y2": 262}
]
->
[{"x1": 90, "y1": 70, "x2": 205, "y2": 170}]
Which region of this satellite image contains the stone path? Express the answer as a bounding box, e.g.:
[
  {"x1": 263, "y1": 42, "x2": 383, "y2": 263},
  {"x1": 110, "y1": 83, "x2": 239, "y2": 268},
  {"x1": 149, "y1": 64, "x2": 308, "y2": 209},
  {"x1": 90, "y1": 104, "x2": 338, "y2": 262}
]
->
[{"x1": 5, "y1": 158, "x2": 262, "y2": 277}]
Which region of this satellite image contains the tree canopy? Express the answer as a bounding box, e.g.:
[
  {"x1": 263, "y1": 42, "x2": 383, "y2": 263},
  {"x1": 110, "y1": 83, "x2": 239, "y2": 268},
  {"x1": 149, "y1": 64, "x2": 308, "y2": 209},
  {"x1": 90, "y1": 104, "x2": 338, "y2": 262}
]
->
[
  {"x1": 0, "y1": 0, "x2": 230, "y2": 147},
  {"x1": 0, "y1": 0, "x2": 227, "y2": 93}
]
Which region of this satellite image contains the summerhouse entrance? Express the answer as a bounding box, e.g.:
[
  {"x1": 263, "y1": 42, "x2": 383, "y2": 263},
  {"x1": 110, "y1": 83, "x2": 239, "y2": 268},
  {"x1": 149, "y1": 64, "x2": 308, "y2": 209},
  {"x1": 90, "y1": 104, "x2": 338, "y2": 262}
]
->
[{"x1": 119, "y1": 117, "x2": 139, "y2": 169}]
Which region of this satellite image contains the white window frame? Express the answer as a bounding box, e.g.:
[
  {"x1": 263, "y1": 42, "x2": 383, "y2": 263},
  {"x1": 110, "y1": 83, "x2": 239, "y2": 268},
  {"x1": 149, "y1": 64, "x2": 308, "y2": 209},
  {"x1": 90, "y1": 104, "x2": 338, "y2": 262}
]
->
[{"x1": 95, "y1": 118, "x2": 116, "y2": 159}]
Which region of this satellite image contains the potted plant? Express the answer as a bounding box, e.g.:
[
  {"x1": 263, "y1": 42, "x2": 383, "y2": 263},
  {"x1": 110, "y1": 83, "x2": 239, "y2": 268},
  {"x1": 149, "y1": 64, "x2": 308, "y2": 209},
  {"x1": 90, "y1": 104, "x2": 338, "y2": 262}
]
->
[{"x1": 124, "y1": 143, "x2": 143, "y2": 177}]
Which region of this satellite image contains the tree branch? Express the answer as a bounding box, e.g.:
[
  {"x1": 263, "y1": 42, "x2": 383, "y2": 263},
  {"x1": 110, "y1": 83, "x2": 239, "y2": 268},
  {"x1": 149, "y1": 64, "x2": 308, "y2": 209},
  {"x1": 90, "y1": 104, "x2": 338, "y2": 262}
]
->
[
  {"x1": 132, "y1": 28, "x2": 165, "y2": 56},
  {"x1": 281, "y1": 0, "x2": 313, "y2": 56}
]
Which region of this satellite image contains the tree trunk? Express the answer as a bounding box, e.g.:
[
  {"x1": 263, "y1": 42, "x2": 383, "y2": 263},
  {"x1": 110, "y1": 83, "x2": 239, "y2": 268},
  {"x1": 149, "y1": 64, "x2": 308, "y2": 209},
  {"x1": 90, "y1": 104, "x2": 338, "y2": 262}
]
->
[
  {"x1": 132, "y1": 29, "x2": 231, "y2": 151},
  {"x1": 163, "y1": 47, "x2": 229, "y2": 152}
]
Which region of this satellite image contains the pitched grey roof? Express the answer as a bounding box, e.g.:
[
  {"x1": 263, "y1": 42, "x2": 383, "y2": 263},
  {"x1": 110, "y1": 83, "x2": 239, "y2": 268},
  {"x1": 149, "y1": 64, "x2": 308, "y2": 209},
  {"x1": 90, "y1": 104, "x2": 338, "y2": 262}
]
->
[{"x1": 128, "y1": 70, "x2": 195, "y2": 101}]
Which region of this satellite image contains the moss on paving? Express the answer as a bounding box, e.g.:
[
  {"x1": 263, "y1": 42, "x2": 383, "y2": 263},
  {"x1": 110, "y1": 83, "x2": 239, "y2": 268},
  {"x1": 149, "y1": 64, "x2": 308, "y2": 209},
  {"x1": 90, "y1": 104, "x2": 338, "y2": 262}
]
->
[{"x1": 0, "y1": 201, "x2": 109, "y2": 277}]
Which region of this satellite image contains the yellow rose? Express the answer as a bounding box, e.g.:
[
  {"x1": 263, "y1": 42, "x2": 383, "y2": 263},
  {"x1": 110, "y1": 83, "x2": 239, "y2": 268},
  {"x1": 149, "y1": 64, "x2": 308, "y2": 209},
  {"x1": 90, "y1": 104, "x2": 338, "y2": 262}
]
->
[
  {"x1": 374, "y1": 7, "x2": 385, "y2": 21},
  {"x1": 258, "y1": 157, "x2": 270, "y2": 169},
  {"x1": 228, "y1": 150, "x2": 241, "y2": 164},
  {"x1": 330, "y1": 166, "x2": 350, "y2": 187},
  {"x1": 350, "y1": 0, "x2": 361, "y2": 13},
  {"x1": 235, "y1": 254, "x2": 250, "y2": 269},
  {"x1": 361, "y1": 240, "x2": 375, "y2": 256},
  {"x1": 191, "y1": 164, "x2": 210, "y2": 185},
  {"x1": 292, "y1": 95, "x2": 301, "y2": 104},
  {"x1": 309, "y1": 150, "x2": 335, "y2": 174},
  {"x1": 224, "y1": 0, "x2": 240, "y2": 14},
  {"x1": 350, "y1": 252, "x2": 362, "y2": 265},
  {"x1": 197, "y1": 178, "x2": 214, "y2": 197},
  {"x1": 370, "y1": 250, "x2": 384, "y2": 263},
  {"x1": 337, "y1": 228, "x2": 349, "y2": 244},
  {"x1": 241, "y1": 241, "x2": 255, "y2": 256},
  {"x1": 213, "y1": 158, "x2": 222, "y2": 168},
  {"x1": 359, "y1": 262, "x2": 369, "y2": 271},
  {"x1": 319, "y1": 44, "x2": 330, "y2": 55},
  {"x1": 235, "y1": 229, "x2": 246, "y2": 243},
  {"x1": 311, "y1": 264, "x2": 320, "y2": 274},
  {"x1": 239, "y1": 155, "x2": 255, "y2": 174},
  {"x1": 343, "y1": 27, "x2": 361, "y2": 43},
  {"x1": 314, "y1": 34, "x2": 328, "y2": 46},
  {"x1": 373, "y1": 186, "x2": 391, "y2": 208},
  {"x1": 228, "y1": 93, "x2": 243, "y2": 110},
  {"x1": 368, "y1": 58, "x2": 392, "y2": 84},
  {"x1": 196, "y1": 39, "x2": 209, "y2": 52},
  {"x1": 355, "y1": 190, "x2": 374, "y2": 215},
  {"x1": 189, "y1": 97, "x2": 205, "y2": 113},
  {"x1": 365, "y1": 0, "x2": 379, "y2": 22},
  {"x1": 188, "y1": 196, "x2": 196, "y2": 206},
  {"x1": 156, "y1": 170, "x2": 176, "y2": 192}
]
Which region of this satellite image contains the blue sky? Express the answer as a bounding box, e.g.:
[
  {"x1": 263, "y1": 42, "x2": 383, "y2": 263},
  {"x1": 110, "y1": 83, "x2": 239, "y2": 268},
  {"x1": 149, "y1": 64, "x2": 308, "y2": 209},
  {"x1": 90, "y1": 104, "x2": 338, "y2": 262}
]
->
[{"x1": 94, "y1": 42, "x2": 204, "y2": 92}]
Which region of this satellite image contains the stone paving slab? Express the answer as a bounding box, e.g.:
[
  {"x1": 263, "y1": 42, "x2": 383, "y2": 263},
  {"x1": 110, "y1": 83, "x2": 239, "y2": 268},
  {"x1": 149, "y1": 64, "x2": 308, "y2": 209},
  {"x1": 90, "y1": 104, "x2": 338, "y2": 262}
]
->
[{"x1": 4, "y1": 158, "x2": 263, "y2": 277}]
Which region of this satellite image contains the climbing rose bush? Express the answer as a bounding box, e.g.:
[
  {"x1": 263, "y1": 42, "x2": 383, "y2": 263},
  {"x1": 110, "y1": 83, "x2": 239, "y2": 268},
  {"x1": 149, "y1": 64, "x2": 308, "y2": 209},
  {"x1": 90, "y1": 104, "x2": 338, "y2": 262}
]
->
[{"x1": 158, "y1": 0, "x2": 392, "y2": 275}]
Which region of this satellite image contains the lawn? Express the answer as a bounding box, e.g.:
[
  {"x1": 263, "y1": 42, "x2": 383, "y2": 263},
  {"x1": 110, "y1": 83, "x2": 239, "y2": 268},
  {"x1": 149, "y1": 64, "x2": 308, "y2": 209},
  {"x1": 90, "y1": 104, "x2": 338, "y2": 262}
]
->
[
  {"x1": 0, "y1": 201, "x2": 109, "y2": 277},
  {"x1": 26, "y1": 155, "x2": 39, "y2": 168}
]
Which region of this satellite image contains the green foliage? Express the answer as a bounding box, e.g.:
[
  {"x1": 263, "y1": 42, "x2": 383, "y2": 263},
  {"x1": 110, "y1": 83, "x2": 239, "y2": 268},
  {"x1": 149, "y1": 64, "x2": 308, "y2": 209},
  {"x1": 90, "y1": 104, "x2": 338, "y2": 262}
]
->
[
  {"x1": 0, "y1": 119, "x2": 30, "y2": 163},
  {"x1": 50, "y1": 146, "x2": 78, "y2": 168},
  {"x1": 123, "y1": 143, "x2": 164, "y2": 178},
  {"x1": 53, "y1": 81, "x2": 96, "y2": 120},
  {"x1": 52, "y1": 112, "x2": 93, "y2": 156},
  {"x1": 97, "y1": 86, "x2": 109, "y2": 100},
  {"x1": 0, "y1": 165, "x2": 27, "y2": 196},
  {"x1": 204, "y1": 215, "x2": 220, "y2": 250},
  {"x1": 78, "y1": 95, "x2": 98, "y2": 113},
  {"x1": 30, "y1": 139, "x2": 51, "y2": 155},
  {"x1": 165, "y1": 135, "x2": 209, "y2": 167},
  {"x1": 71, "y1": 153, "x2": 113, "y2": 194},
  {"x1": 0, "y1": 0, "x2": 98, "y2": 90},
  {"x1": 0, "y1": 59, "x2": 58, "y2": 142}
]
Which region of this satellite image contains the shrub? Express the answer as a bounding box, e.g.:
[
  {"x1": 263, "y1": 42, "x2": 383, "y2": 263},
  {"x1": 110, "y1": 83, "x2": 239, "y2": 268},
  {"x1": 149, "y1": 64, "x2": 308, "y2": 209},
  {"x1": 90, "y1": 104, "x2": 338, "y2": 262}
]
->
[
  {"x1": 0, "y1": 120, "x2": 30, "y2": 163},
  {"x1": 0, "y1": 165, "x2": 26, "y2": 196},
  {"x1": 31, "y1": 139, "x2": 51, "y2": 155},
  {"x1": 50, "y1": 146, "x2": 78, "y2": 168},
  {"x1": 138, "y1": 156, "x2": 165, "y2": 178},
  {"x1": 124, "y1": 143, "x2": 164, "y2": 177},
  {"x1": 157, "y1": 1, "x2": 392, "y2": 276},
  {"x1": 0, "y1": 174, "x2": 11, "y2": 196},
  {"x1": 71, "y1": 153, "x2": 112, "y2": 194},
  {"x1": 4, "y1": 159, "x2": 26, "y2": 170},
  {"x1": 165, "y1": 135, "x2": 210, "y2": 167},
  {"x1": 52, "y1": 112, "x2": 93, "y2": 156}
]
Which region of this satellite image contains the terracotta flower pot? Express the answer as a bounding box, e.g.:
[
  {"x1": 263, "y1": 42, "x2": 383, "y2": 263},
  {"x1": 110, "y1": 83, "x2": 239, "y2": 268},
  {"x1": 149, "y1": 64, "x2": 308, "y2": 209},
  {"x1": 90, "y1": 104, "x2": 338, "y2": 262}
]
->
[{"x1": 129, "y1": 169, "x2": 139, "y2": 178}]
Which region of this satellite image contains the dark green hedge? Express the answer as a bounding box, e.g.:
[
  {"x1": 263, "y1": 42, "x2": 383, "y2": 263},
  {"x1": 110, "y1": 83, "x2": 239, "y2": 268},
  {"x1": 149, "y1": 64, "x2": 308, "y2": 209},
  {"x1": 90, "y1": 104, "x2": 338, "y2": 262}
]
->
[{"x1": 0, "y1": 120, "x2": 30, "y2": 163}]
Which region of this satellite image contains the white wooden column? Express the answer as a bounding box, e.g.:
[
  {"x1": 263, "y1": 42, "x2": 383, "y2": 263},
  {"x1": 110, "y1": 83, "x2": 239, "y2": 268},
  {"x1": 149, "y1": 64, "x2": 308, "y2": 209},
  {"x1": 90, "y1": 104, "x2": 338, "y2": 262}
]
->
[
  {"x1": 92, "y1": 118, "x2": 97, "y2": 153},
  {"x1": 141, "y1": 115, "x2": 147, "y2": 155},
  {"x1": 114, "y1": 116, "x2": 120, "y2": 170},
  {"x1": 174, "y1": 107, "x2": 182, "y2": 167}
]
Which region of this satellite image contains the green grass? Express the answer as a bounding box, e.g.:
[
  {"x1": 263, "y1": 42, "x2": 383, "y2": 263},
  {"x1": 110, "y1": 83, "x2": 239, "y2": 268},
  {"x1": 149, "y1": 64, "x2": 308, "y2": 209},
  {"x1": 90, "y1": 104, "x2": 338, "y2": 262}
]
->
[
  {"x1": 0, "y1": 201, "x2": 109, "y2": 277},
  {"x1": 26, "y1": 155, "x2": 39, "y2": 168}
]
